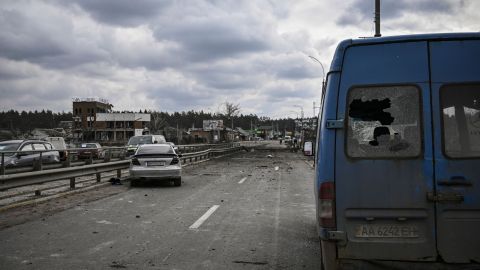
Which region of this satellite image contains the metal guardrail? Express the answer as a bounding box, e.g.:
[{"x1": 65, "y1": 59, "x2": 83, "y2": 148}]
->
[
  {"x1": 0, "y1": 143, "x2": 240, "y2": 175},
  {"x1": 0, "y1": 144, "x2": 244, "y2": 191}
]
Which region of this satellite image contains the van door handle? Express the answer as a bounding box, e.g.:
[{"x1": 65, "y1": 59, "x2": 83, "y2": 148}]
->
[
  {"x1": 427, "y1": 192, "x2": 464, "y2": 203},
  {"x1": 438, "y1": 176, "x2": 472, "y2": 187}
]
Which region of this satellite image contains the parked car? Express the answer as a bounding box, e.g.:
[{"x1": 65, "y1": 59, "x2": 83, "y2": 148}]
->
[
  {"x1": 129, "y1": 144, "x2": 182, "y2": 186},
  {"x1": 167, "y1": 142, "x2": 179, "y2": 152},
  {"x1": 43, "y1": 137, "x2": 68, "y2": 161},
  {"x1": 315, "y1": 33, "x2": 480, "y2": 269},
  {"x1": 0, "y1": 139, "x2": 60, "y2": 168},
  {"x1": 125, "y1": 134, "x2": 167, "y2": 157},
  {"x1": 77, "y1": 143, "x2": 105, "y2": 159}
]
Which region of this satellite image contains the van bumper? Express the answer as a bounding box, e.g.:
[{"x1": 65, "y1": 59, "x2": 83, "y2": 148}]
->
[{"x1": 337, "y1": 259, "x2": 479, "y2": 270}]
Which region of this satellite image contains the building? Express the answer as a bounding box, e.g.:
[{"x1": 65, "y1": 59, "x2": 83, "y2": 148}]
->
[
  {"x1": 188, "y1": 127, "x2": 237, "y2": 144},
  {"x1": 94, "y1": 113, "x2": 150, "y2": 143},
  {"x1": 72, "y1": 98, "x2": 150, "y2": 144}
]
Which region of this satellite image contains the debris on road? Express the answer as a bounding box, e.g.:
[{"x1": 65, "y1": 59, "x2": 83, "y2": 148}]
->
[
  {"x1": 108, "y1": 178, "x2": 122, "y2": 185},
  {"x1": 233, "y1": 260, "x2": 268, "y2": 265}
]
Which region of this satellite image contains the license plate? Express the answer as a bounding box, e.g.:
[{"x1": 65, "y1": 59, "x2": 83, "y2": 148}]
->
[
  {"x1": 355, "y1": 224, "x2": 419, "y2": 238},
  {"x1": 147, "y1": 161, "x2": 165, "y2": 166}
]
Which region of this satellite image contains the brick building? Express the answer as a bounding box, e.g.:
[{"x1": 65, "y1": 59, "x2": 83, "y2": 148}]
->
[{"x1": 72, "y1": 98, "x2": 150, "y2": 144}]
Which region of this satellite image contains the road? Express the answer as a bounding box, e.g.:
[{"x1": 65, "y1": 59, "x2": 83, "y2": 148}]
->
[{"x1": 0, "y1": 148, "x2": 321, "y2": 269}]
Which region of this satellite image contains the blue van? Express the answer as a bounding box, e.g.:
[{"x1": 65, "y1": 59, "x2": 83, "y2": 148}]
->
[{"x1": 315, "y1": 33, "x2": 480, "y2": 269}]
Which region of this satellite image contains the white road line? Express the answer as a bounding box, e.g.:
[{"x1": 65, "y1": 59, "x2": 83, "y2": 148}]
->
[
  {"x1": 303, "y1": 160, "x2": 314, "y2": 168},
  {"x1": 238, "y1": 177, "x2": 247, "y2": 184},
  {"x1": 189, "y1": 205, "x2": 220, "y2": 229}
]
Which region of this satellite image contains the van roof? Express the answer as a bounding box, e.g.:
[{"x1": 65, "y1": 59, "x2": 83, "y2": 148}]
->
[
  {"x1": 352, "y1": 32, "x2": 480, "y2": 45},
  {"x1": 330, "y1": 32, "x2": 480, "y2": 72}
]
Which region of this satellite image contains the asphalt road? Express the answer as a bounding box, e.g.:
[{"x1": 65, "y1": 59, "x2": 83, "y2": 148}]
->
[{"x1": 0, "y1": 149, "x2": 320, "y2": 269}]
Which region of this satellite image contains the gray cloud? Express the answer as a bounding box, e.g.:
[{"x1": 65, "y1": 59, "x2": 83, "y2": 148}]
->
[
  {"x1": 68, "y1": 0, "x2": 168, "y2": 27},
  {"x1": 0, "y1": 9, "x2": 69, "y2": 61},
  {"x1": 337, "y1": 0, "x2": 458, "y2": 26},
  {"x1": 0, "y1": 0, "x2": 478, "y2": 118},
  {"x1": 153, "y1": 17, "x2": 275, "y2": 62}
]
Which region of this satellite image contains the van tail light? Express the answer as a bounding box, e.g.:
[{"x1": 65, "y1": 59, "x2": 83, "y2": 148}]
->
[
  {"x1": 319, "y1": 181, "x2": 336, "y2": 228},
  {"x1": 170, "y1": 156, "x2": 179, "y2": 165},
  {"x1": 131, "y1": 157, "x2": 141, "y2": 166}
]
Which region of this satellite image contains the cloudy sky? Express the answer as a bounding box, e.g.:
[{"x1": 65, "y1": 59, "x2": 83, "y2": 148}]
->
[{"x1": 0, "y1": 0, "x2": 478, "y2": 118}]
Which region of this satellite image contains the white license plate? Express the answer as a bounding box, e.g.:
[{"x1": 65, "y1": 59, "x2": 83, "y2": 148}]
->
[
  {"x1": 355, "y1": 224, "x2": 419, "y2": 238},
  {"x1": 147, "y1": 161, "x2": 165, "y2": 166}
]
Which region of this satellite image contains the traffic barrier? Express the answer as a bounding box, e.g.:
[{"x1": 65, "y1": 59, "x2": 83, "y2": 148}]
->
[{"x1": 0, "y1": 143, "x2": 244, "y2": 191}]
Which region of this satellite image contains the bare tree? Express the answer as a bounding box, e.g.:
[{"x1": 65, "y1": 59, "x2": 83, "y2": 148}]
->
[
  {"x1": 223, "y1": 102, "x2": 241, "y2": 129},
  {"x1": 148, "y1": 111, "x2": 168, "y2": 134}
]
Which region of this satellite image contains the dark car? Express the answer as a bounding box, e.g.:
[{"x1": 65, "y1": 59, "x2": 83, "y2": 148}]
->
[
  {"x1": 0, "y1": 140, "x2": 60, "y2": 168},
  {"x1": 77, "y1": 143, "x2": 105, "y2": 159},
  {"x1": 125, "y1": 135, "x2": 167, "y2": 157}
]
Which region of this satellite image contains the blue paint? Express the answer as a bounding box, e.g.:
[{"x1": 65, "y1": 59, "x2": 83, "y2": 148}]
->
[{"x1": 315, "y1": 33, "x2": 480, "y2": 265}]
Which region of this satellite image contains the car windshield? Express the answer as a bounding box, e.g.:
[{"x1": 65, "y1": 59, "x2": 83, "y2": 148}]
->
[
  {"x1": 128, "y1": 136, "x2": 152, "y2": 145},
  {"x1": 136, "y1": 145, "x2": 174, "y2": 155},
  {"x1": 0, "y1": 142, "x2": 21, "y2": 155}
]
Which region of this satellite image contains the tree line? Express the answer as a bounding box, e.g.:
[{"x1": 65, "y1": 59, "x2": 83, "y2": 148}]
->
[{"x1": 0, "y1": 109, "x2": 302, "y2": 134}]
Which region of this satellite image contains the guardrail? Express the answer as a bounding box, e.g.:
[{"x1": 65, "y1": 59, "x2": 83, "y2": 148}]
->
[
  {"x1": 0, "y1": 144, "x2": 244, "y2": 191},
  {"x1": 0, "y1": 143, "x2": 240, "y2": 175}
]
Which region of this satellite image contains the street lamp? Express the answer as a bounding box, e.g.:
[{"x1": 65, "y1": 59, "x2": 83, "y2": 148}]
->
[
  {"x1": 308, "y1": 55, "x2": 326, "y2": 92},
  {"x1": 293, "y1": 105, "x2": 304, "y2": 119},
  {"x1": 293, "y1": 105, "x2": 304, "y2": 147}
]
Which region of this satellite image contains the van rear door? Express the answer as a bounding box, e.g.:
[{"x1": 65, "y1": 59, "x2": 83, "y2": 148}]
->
[
  {"x1": 429, "y1": 39, "x2": 480, "y2": 263},
  {"x1": 334, "y1": 41, "x2": 437, "y2": 261}
]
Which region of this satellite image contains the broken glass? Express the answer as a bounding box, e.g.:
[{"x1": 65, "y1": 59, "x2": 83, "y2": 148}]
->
[{"x1": 346, "y1": 85, "x2": 421, "y2": 158}]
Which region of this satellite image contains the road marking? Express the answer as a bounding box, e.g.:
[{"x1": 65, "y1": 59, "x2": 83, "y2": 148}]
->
[
  {"x1": 189, "y1": 205, "x2": 220, "y2": 229},
  {"x1": 303, "y1": 160, "x2": 314, "y2": 168},
  {"x1": 238, "y1": 177, "x2": 247, "y2": 184},
  {"x1": 162, "y1": 253, "x2": 172, "y2": 262}
]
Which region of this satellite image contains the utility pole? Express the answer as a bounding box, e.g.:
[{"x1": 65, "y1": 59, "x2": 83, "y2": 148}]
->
[
  {"x1": 313, "y1": 101, "x2": 321, "y2": 116},
  {"x1": 176, "y1": 122, "x2": 179, "y2": 144},
  {"x1": 374, "y1": 0, "x2": 381, "y2": 37}
]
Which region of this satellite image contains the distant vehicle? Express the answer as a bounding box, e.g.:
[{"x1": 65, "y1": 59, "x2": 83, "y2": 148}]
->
[
  {"x1": 129, "y1": 144, "x2": 182, "y2": 186},
  {"x1": 303, "y1": 141, "x2": 313, "y2": 156},
  {"x1": 283, "y1": 135, "x2": 292, "y2": 142},
  {"x1": 77, "y1": 143, "x2": 105, "y2": 159},
  {"x1": 0, "y1": 139, "x2": 60, "y2": 167},
  {"x1": 44, "y1": 137, "x2": 68, "y2": 161},
  {"x1": 125, "y1": 134, "x2": 166, "y2": 156},
  {"x1": 315, "y1": 33, "x2": 480, "y2": 269}
]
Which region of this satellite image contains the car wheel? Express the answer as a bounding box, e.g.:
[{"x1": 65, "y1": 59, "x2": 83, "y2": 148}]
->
[
  {"x1": 130, "y1": 179, "x2": 138, "y2": 187},
  {"x1": 173, "y1": 177, "x2": 182, "y2": 187}
]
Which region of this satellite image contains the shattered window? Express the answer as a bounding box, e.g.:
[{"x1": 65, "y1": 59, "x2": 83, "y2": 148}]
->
[
  {"x1": 441, "y1": 84, "x2": 480, "y2": 158},
  {"x1": 346, "y1": 85, "x2": 421, "y2": 158}
]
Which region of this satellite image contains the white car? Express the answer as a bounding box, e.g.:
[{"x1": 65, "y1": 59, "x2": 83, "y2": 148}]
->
[{"x1": 129, "y1": 144, "x2": 182, "y2": 186}]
